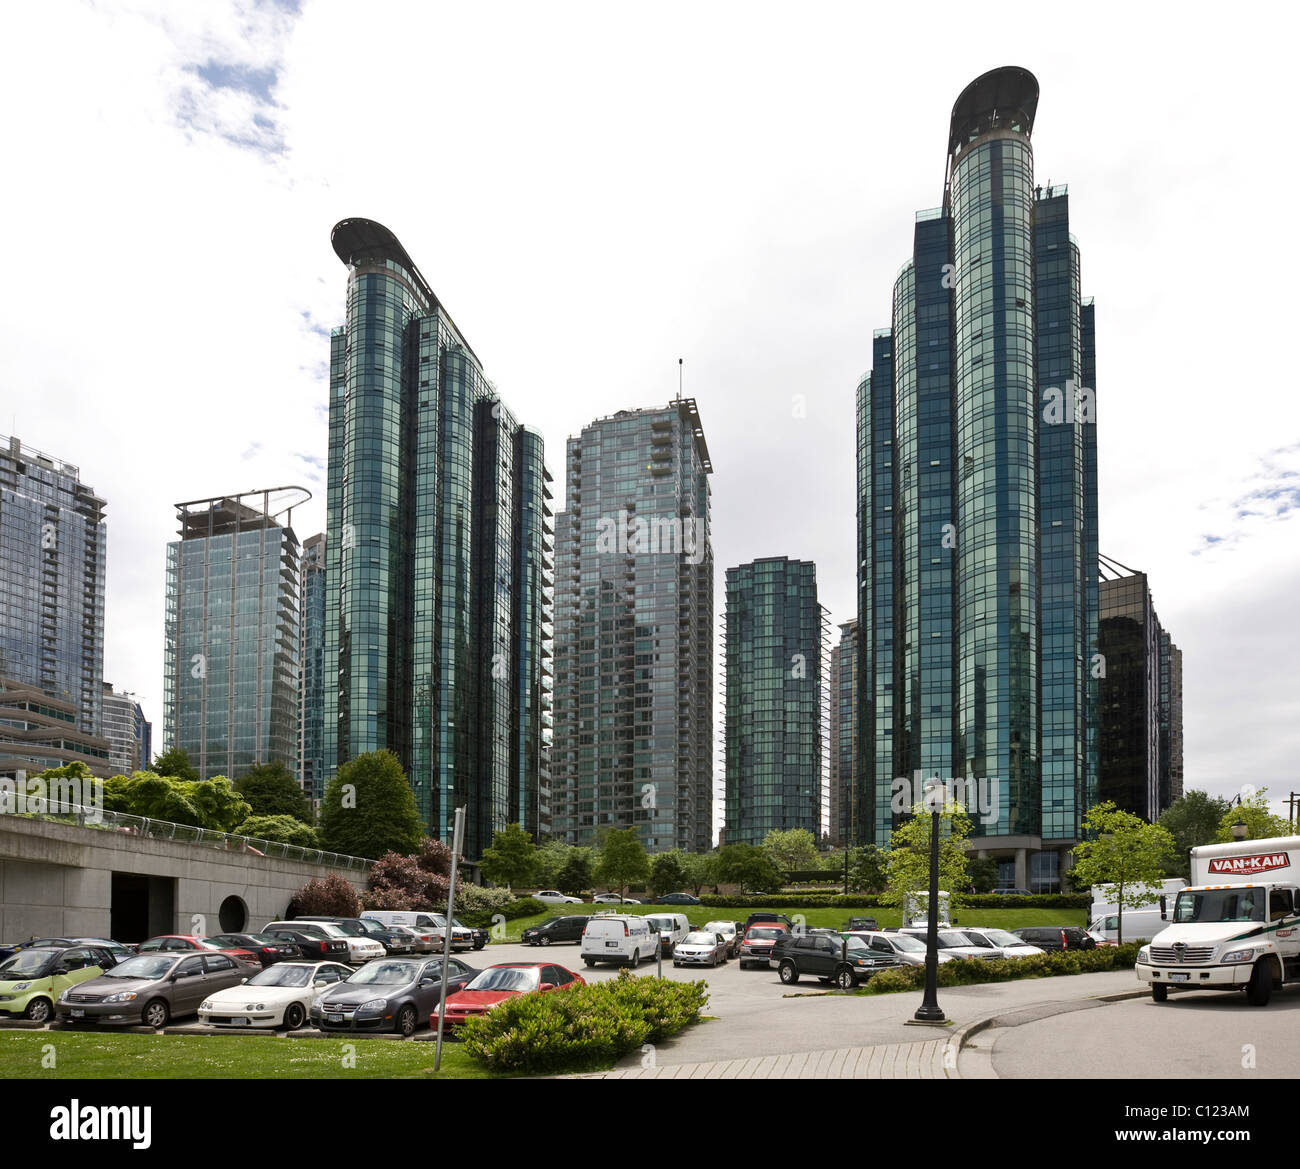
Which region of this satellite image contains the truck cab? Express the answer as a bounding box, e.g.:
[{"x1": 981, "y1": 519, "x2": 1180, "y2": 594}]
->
[{"x1": 1137, "y1": 837, "x2": 1300, "y2": 1006}]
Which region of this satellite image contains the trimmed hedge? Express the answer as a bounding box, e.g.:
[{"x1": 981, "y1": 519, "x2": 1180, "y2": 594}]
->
[
  {"x1": 698, "y1": 893, "x2": 1090, "y2": 910},
  {"x1": 858, "y1": 942, "x2": 1141, "y2": 994},
  {"x1": 458, "y1": 969, "x2": 709, "y2": 1074},
  {"x1": 457, "y1": 895, "x2": 547, "y2": 928}
]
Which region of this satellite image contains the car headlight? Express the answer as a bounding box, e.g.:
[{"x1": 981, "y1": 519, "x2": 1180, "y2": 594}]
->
[
  {"x1": 11, "y1": 982, "x2": 31, "y2": 991},
  {"x1": 246, "y1": 1003, "x2": 265, "y2": 1011},
  {"x1": 1137, "y1": 946, "x2": 1150, "y2": 964},
  {"x1": 102, "y1": 992, "x2": 138, "y2": 1004},
  {"x1": 200, "y1": 1000, "x2": 213, "y2": 1011},
  {"x1": 358, "y1": 998, "x2": 388, "y2": 1013},
  {"x1": 1222, "y1": 948, "x2": 1255, "y2": 964}
]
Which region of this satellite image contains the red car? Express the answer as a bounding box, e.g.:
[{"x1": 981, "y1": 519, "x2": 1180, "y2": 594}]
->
[
  {"x1": 738, "y1": 923, "x2": 790, "y2": 970},
  {"x1": 432, "y1": 962, "x2": 585, "y2": 1029},
  {"x1": 135, "y1": 935, "x2": 259, "y2": 967}
]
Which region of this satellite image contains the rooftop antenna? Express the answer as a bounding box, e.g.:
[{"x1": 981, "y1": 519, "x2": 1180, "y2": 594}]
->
[{"x1": 678, "y1": 357, "x2": 683, "y2": 399}]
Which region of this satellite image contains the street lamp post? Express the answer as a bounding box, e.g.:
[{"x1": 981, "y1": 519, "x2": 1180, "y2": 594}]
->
[{"x1": 911, "y1": 784, "x2": 946, "y2": 1025}]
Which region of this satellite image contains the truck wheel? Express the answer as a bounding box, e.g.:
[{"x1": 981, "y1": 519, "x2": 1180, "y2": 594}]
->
[
  {"x1": 1150, "y1": 983, "x2": 1167, "y2": 1002},
  {"x1": 583, "y1": 958, "x2": 595, "y2": 968},
  {"x1": 835, "y1": 966, "x2": 856, "y2": 991},
  {"x1": 1247, "y1": 961, "x2": 1274, "y2": 1007},
  {"x1": 779, "y1": 960, "x2": 799, "y2": 985}
]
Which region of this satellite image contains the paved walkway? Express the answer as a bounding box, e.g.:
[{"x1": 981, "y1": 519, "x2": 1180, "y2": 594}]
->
[{"x1": 575, "y1": 1037, "x2": 954, "y2": 1078}]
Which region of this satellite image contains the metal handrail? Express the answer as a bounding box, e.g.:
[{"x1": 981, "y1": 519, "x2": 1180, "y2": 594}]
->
[{"x1": 8, "y1": 802, "x2": 373, "y2": 871}]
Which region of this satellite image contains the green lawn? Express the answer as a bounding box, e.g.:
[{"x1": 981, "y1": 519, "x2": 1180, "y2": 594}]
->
[
  {"x1": 0, "y1": 1031, "x2": 496, "y2": 1079},
  {"x1": 495, "y1": 904, "x2": 1087, "y2": 941}
]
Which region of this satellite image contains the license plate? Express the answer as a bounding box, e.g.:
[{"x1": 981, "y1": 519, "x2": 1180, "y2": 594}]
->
[
  {"x1": 606, "y1": 941, "x2": 618, "y2": 947},
  {"x1": 1169, "y1": 972, "x2": 1190, "y2": 982},
  {"x1": 71, "y1": 1009, "x2": 85, "y2": 1018},
  {"x1": 328, "y1": 1013, "x2": 344, "y2": 1022},
  {"x1": 230, "y1": 1017, "x2": 249, "y2": 1025}
]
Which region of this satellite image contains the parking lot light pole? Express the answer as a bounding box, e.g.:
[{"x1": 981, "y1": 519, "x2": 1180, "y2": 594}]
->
[
  {"x1": 434, "y1": 805, "x2": 466, "y2": 1071},
  {"x1": 912, "y1": 785, "x2": 946, "y2": 1025}
]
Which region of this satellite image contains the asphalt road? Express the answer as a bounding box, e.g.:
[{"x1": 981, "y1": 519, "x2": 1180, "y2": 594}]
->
[{"x1": 986, "y1": 981, "x2": 1300, "y2": 1078}]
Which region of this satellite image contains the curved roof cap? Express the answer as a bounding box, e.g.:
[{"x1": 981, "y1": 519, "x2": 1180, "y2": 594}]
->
[
  {"x1": 332, "y1": 217, "x2": 415, "y2": 269},
  {"x1": 948, "y1": 66, "x2": 1039, "y2": 158}
]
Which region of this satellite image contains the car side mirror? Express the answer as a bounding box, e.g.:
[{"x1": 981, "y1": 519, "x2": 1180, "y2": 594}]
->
[
  {"x1": 540, "y1": 982, "x2": 554, "y2": 992},
  {"x1": 168, "y1": 973, "x2": 178, "y2": 982},
  {"x1": 51, "y1": 965, "x2": 69, "y2": 975},
  {"x1": 1159, "y1": 895, "x2": 1167, "y2": 921}
]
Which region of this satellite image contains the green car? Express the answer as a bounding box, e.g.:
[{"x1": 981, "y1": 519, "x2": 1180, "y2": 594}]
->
[{"x1": 0, "y1": 945, "x2": 117, "y2": 1023}]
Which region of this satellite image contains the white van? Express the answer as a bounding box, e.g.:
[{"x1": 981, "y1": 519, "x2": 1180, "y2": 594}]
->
[
  {"x1": 1087, "y1": 908, "x2": 1168, "y2": 944},
  {"x1": 358, "y1": 910, "x2": 446, "y2": 946},
  {"x1": 580, "y1": 915, "x2": 657, "y2": 968},
  {"x1": 644, "y1": 913, "x2": 691, "y2": 955}
]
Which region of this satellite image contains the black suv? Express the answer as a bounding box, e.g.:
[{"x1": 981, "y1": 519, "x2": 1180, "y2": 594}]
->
[
  {"x1": 521, "y1": 915, "x2": 591, "y2": 946},
  {"x1": 295, "y1": 915, "x2": 412, "y2": 955},
  {"x1": 845, "y1": 917, "x2": 879, "y2": 933},
  {"x1": 1012, "y1": 926, "x2": 1096, "y2": 952},
  {"x1": 770, "y1": 932, "x2": 901, "y2": 989}
]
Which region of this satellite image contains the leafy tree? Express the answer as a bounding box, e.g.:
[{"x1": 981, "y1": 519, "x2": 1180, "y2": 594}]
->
[
  {"x1": 1157, "y1": 790, "x2": 1230, "y2": 879},
  {"x1": 556, "y1": 848, "x2": 594, "y2": 897},
  {"x1": 152, "y1": 747, "x2": 199, "y2": 782},
  {"x1": 236, "y1": 814, "x2": 320, "y2": 849},
  {"x1": 288, "y1": 873, "x2": 362, "y2": 918},
  {"x1": 416, "y1": 836, "x2": 457, "y2": 878},
  {"x1": 762, "y1": 827, "x2": 820, "y2": 871},
  {"x1": 681, "y1": 851, "x2": 718, "y2": 895},
  {"x1": 364, "y1": 850, "x2": 450, "y2": 910},
  {"x1": 531, "y1": 839, "x2": 572, "y2": 890},
  {"x1": 1069, "y1": 801, "x2": 1175, "y2": 944},
  {"x1": 847, "y1": 844, "x2": 888, "y2": 893},
  {"x1": 235, "y1": 761, "x2": 313, "y2": 824},
  {"x1": 1214, "y1": 788, "x2": 1292, "y2": 843},
  {"x1": 118, "y1": 773, "x2": 204, "y2": 826},
  {"x1": 480, "y1": 823, "x2": 539, "y2": 890},
  {"x1": 715, "y1": 843, "x2": 784, "y2": 893},
  {"x1": 180, "y1": 776, "x2": 251, "y2": 833},
  {"x1": 879, "y1": 800, "x2": 973, "y2": 917},
  {"x1": 319, "y1": 751, "x2": 424, "y2": 860},
  {"x1": 967, "y1": 855, "x2": 999, "y2": 894},
  {"x1": 594, "y1": 828, "x2": 650, "y2": 899},
  {"x1": 649, "y1": 849, "x2": 688, "y2": 897}
]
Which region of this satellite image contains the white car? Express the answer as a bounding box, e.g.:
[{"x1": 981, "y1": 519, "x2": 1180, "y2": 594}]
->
[
  {"x1": 536, "y1": 890, "x2": 584, "y2": 904},
  {"x1": 954, "y1": 927, "x2": 1046, "y2": 959},
  {"x1": 850, "y1": 931, "x2": 955, "y2": 966},
  {"x1": 592, "y1": 893, "x2": 641, "y2": 904},
  {"x1": 898, "y1": 927, "x2": 1000, "y2": 961},
  {"x1": 199, "y1": 961, "x2": 353, "y2": 1030},
  {"x1": 705, "y1": 920, "x2": 741, "y2": 956}
]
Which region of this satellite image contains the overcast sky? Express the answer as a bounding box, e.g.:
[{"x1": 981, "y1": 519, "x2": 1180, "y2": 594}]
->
[{"x1": 3, "y1": 1, "x2": 1297, "y2": 822}]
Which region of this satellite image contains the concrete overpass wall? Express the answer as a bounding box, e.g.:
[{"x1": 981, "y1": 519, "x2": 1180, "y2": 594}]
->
[{"x1": 0, "y1": 815, "x2": 369, "y2": 943}]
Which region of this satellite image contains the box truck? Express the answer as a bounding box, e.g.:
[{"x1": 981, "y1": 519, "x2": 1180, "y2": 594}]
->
[
  {"x1": 1088, "y1": 878, "x2": 1187, "y2": 944},
  {"x1": 1136, "y1": 836, "x2": 1300, "y2": 1005},
  {"x1": 902, "y1": 890, "x2": 951, "y2": 928}
]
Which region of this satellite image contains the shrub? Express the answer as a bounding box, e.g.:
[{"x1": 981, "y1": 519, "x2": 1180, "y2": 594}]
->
[
  {"x1": 288, "y1": 873, "x2": 362, "y2": 918},
  {"x1": 454, "y1": 885, "x2": 517, "y2": 917},
  {"x1": 236, "y1": 814, "x2": 320, "y2": 849},
  {"x1": 696, "y1": 893, "x2": 1091, "y2": 910},
  {"x1": 858, "y1": 942, "x2": 1141, "y2": 994},
  {"x1": 458, "y1": 970, "x2": 708, "y2": 1074}
]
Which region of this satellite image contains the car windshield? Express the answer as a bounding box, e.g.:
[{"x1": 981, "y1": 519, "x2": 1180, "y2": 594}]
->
[
  {"x1": 843, "y1": 937, "x2": 870, "y2": 954},
  {"x1": 136, "y1": 938, "x2": 183, "y2": 952},
  {"x1": 313, "y1": 923, "x2": 350, "y2": 938},
  {"x1": 935, "y1": 932, "x2": 974, "y2": 948},
  {"x1": 646, "y1": 918, "x2": 675, "y2": 930},
  {"x1": 0, "y1": 949, "x2": 61, "y2": 977},
  {"x1": 748, "y1": 928, "x2": 783, "y2": 940},
  {"x1": 106, "y1": 955, "x2": 176, "y2": 979},
  {"x1": 304, "y1": 920, "x2": 364, "y2": 936},
  {"x1": 248, "y1": 965, "x2": 312, "y2": 988},
  {"x1": 705, "y1": 922, "x2": 733, "y2": 934},
  {"x1": 285, "y1": 924, "x2": 326, "y2": 938},
  {"x1": 978, "y1": 929, "x2": 1024, "y2": 946},
  {"x1": 889, "y1": 935, "x2": 927, "y2": 952},
  {"x1": 346, "y1": 962, "x2": 416, "y2": 985},
  {"x1": 683, "y1": 933, "x2": 716, "y2": 945},
  {"x1": 1174, "y1": 889, "x2": 1266, "y2": 924},
  {"x1": 468, "y1": 967, "x2": 539, "y2": 993}
]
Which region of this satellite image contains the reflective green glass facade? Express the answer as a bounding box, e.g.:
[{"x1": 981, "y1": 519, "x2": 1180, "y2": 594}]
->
[
  {"x1": 856, "y1": 69, "x2": 1098, "y2": 882},
  {"x1": 724, "y1": 557, "x2": 822, "y2": 846},
  {"x1": 828, "y1": 618, "x2": 857, "y2": 848},
  {"x1": 299, "y1": 532, "x2": 326, "y2": 799},
  {"x1": 324, "y1": 219, "x2": 553, "y2": 858}
]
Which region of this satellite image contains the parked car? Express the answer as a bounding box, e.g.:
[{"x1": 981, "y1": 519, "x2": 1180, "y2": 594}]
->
[
  {"x1": 310, "y1": 956, "x2": 477, "y2": 1036},
  {"x1": 433, "y1": 962, "x2": 585, "y2": 1029},
  {"x1": 0, "y1": 944, "x2": 119, "y2": 1022},
  {"x1": 771, "y1": 933, "x2": 902, "y2": 988},
  {"x1": 387, "y1": 925, "x2": 438, "y2": 955},
  {"x1": 846, "y1": 931, "x2": 954, "y2": 966},
  {"x1": 535, "y1": 890, "x2": 584, "y2": 904},
  {"x1": 845, "y1": 917, "x2": 880, "y2": 933},
  {"x1": 580, "y1": 915, "x2": 657, "y2": 967},
  {"x1": 897, "y1": 927, "x2": 1002, "y2": 960},
  {"x1": 262, "y1": 925, "x2": 351, "y2": 964},
  {"x1": 592, "y1": 893, "x2": 641, "y2": 904},
  {"x1": 358, "y1": 911, "x2": 447, "y2": 946},
  {"x1": 953, "y1": 927, "x2": 1046, "y2": 959},
  {"x1": 199, "y1": 961, "x2": 353, "y2": 1030},
  {"x1": 356, "y1": 921, "x2": 414, "y2": 955},
  {"x1": 22, "y1": 938, "x2": 136, "y2": 964},
  {"x1": 295, "y1": 915, "x2": 410, "y2": 956},
  {"x1": 739, "y1": 924, "x2": 791, "y2": 969},
  {"x1": 56, "y1": 951, "x2": 251, "y2": 1028},
  {"x1": 136, "y1": 935, "x2": 260, "y2": 967},
  {"x1": 658, "y1": 893, "x2": 701, "y2": 906},
  {"x1": 673, "y1": 931, "x2": 729, "y2": 968},
  {"x1": 704, "y1": 920, "x2": 741, "y2": 957},
  {"x1": 994, "y1": 888, "x2": 1034, "y2": 896},
  {"x1": 204, "y1": 932, "x2": 303, "y2": 967},
  {"x1": 452, "y1": 919, "x2": 490, "y2": 951},
  {"x1": 425, "y1": 914, "x2": 475, "y2": 952},
  {"x1": 1012, "y1": 926, "x2": 1097, "y2": 952},
  {"x1": 521, "y1": 916, "x2": 591, "y2": 946},
  {"x1": 281, "y1": 919, "x2": 385, "y2": 965},
  {"x1": 645, "y1": 913, "x2": 691, "y2": 956},
  {"x1": 745, "y1": 912, "x2": 795, "y2": 931}
]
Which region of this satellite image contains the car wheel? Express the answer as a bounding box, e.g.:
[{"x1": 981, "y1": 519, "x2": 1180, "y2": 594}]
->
[
  {"x1": 282, "y1": 1003, "x2": 306, "y2": 1030},
  {"x1": 474, "y1": 942, "x2": 485, "y2": 951},
  {"x1": 1151, "y1": 983, "x2": 1168, "y2": 1002},
  {"x1": 540, "y1": 936, "x2": 552, "y2": 947},
  {"x1": 397, "y1": 1005, "x2": 418, "y2": 1036},
  {"x1": 779, "y1": 960, "x2": 799, "y2": 985},
  {"x1": 835, "y1": 967, "x2": 856, "y2": 991},
  {"x1": 1247, "y1": 961, "x2": 1274, "y2": 1007},
  {"x1": 584, "y1": 958, "x2": 595, "y2": 968},
  {"x1": 629, "y1": 949, "x2": 640, "y2": 967},
  {"x1": 24, "y1": 997, "x2": 52, "y2": 1024},
  {"x1": 142, "y1": 999, "x2": 169, "y2": 1029}
]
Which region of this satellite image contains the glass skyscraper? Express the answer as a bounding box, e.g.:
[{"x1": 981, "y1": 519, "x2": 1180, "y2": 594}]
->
[
  {"x1": 299, "y1": 531, "x2": 326, "y2": 799},
  {"x1": 324, "y1": 219, "x2": 554, "y2": 857},
  {"x1": 856, "y1": 68, "x2": 1099, "y2": 890},
  {"x1": 101, "y1": 682, "x2": 151, "y2": 775},
  {"x1": 551, "y1": 401, "x2": 713, "y2": 853},
  {"x1": 827, "y1": 619, "x2": 857, "y2": 848},
  {"x1": 0, "y1": 435, "x2": 106, "y2": 736},
  {"x1": 724, "y1": 557, "x2": 824, "y2": 847},
  {"x1": 163, "y1": 489, "x2": 305, "y2": 781}
]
